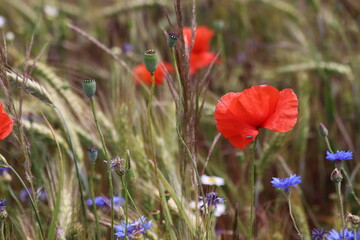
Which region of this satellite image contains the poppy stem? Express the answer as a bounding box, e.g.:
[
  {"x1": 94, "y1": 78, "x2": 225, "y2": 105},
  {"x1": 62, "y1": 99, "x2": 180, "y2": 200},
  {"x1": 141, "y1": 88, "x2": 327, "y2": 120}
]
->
[
  {"x1": 247, "y1": 137, "x2": 257, "y2": 240},
  {"x1": 89, "y1": 98, "x2": 114, "y2": 236},
  {"x1": 89, "y1": 163, "x2": 101, "y2": 240}
]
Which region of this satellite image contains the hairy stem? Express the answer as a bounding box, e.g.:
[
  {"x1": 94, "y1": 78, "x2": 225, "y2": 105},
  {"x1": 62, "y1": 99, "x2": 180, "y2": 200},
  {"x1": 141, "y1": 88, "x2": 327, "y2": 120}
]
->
[
  {"x1": 90, "y1": 164, "x2": 101, "y2": 240},
  {"x1": 287, "y1": 193, "x2": 303, "y2": 239}
]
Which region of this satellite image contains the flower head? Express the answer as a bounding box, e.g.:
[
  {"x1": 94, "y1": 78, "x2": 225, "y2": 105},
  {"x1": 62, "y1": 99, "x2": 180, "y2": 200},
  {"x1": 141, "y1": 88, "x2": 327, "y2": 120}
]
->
[
  {"x1": 107, "y1": 156, "x2": 126, "y2": 176},
  {"x1": 0, "y1": 167, "x2": 8, "y2": 175},
  {"x1": 214, "y1": 85, "x2": 298, "y2": 149},
  {"x1": 199, "y1": 192, "x2": 224, "y2": 209},
  {"x1": 183, "y1": 26, "x2": 219, "y2": 75},
  {"x1": 133, "y1": 62, "x2": 173, "y2": 85},
  {"x1": 327, "y1": 229, "x2": 360, "y2": 240},
  {"x1": 0, "y1": 199, "x2": 7, "y2": 211},
  {"x1": 326, "y1": 151, "x2": 353, "y2": 161},
  {"x1": 114, "y1": 216, "x2": 152, "y2": 239},
  {"x1": 20, "y1": 188, "x2": 47, "y2": 202},
  {"x1": 189, "y1": 200, "x2": 226, "y2": 217},
  {"x1": 0, "y1": 104, "x2": 13, "y2": 140},
  {"x1": 201, "y1": 175, "x2": 225, "y2": 186},
  {"x1": 86, "y1": 196, "x2": 125, "y2": 210},
  {"x1": 271, "y1": 174, "x2": 301, "y2": 191},
  {"x1": 311, "y1": 228, "x2": 327, "y2": 240}
]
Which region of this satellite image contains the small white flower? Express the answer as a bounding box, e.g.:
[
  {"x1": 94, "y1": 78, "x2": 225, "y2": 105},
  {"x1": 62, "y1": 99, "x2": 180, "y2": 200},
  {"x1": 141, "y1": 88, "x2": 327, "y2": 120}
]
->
[
  {"x1": 44, "y1": 5, "x2": 59, "y2": 18},
  {"x1": 0, "y1": 16, "x2": 6, "y2": 28},
  {"x1": 5, "y1": 32, "x2": 14, "y2": 41},
  {"x1": 201, "y1": 175, "x2": 225, "y2": 186},
  {"x1": 189, "y1": 201, "x2": 226, "y2": 217}
]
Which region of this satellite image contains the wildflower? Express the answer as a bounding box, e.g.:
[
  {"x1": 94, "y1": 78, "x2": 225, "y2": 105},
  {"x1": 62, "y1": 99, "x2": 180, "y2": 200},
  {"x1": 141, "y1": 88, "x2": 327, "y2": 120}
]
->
[
  {"x1": 347, "y1": 213, "x2": 360, "y2": 227},
  {"x1": 5, "y1": 32, "x2": 14, "y2": 41},
  {"x1": 0, "y1": 167, "x2": 8, "y2": 175},
  {"x1": 326, "y1": 151, "x2": 353, "y2": 161},
  {"x1": 44, "y1": 5, "x2": 59, "y2": 18},
  {"x1": 114, "y1": 216, "x2": 152, "y2": 239},
  {"x1": 0, "y1": 16, "x2": 6, "y2": 28},
  {"x1": 86, "y1": 196, "x2": 124, "y2": 210},
  {"x1": 327, "y1": 229, "x2": 360, "y2": 240},
  {"x1": 133, "y1": 62, "x2": 173, "y2": 85},
  {"x1": 330, "y1": 168, "x2": 343, "y2": 183},
  {"x1": 20, "y1": 188, "x2": 47, "y2": 202},
  {"x1": 201, "y1": 175, "x2": 225, "y2": 186},
  {"x1": 0, "y1": 199, "x2": 8, "y2": 220},
  {"x1": 319, "y1": 123, "x2": 328, "y2": 137},
  {"x1": 183, "y1": 26, "x2": 219, "y2": 75},
  {"x1": 0, "y1": 103, "x2": 14, "y2": 140},
  {"x1": 122, "y1": 43, "x2": 133, "y2": 55},
  {"x1": 199, "y1": 192, "x2": 224, "y2": 209},
  {"x1": 271, "y1": 174, "x2": 302, "y2": 191},
  {"x1": 189, "y1": 200, "x2": 226, "y2": 217},
  {"x1": 214, "y1": 85, "x2": 298, "y2": 149},
  {"x1": 311, "y1": 228, "x2": 327, "y2": 240},
  {"x1": 107, "y1": 156, "x2": 126, "y2": 176}
]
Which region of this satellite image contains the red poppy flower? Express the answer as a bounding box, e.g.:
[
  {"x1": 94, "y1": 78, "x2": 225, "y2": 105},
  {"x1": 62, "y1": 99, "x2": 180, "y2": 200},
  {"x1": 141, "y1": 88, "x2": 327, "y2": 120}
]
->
[
  {"x1": 214, "y1": 85, "x2": 298, "y2": 149},
  {"x1": 0, "y1": 104, "x2": 13, "y2": 140},
  {"x1": 133, "y1": 62, "x2": 173, "y2": 85},
  {"x1": 183, "y1": 26, "x2": 219, "y2": 75}
]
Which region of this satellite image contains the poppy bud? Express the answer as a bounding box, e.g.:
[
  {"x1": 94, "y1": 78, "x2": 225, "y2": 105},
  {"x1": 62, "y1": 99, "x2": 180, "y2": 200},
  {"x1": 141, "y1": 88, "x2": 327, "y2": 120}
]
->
[
  {"x1": 213, "y1": 20, "x2": 225, "y2": 32},
  {"x1": 82, "y1": 79, "x2": 96, "y2": 99},
  {"x1": 87, "y1": 146, "x2": 98, "y2": 164},
  {"x1": 125, "y1": 169, "x2": 136, "y2": 185},
  {"x1": 143, "y1": 49, "x2": 158, "y2": 75},
  {"x1": 331, "y1": 168, "x2": 343, "y2": 183},
  {"x1": 319, "y1": 123, "x2": 328, "y2": 137},
  {"x1": 167, "y1": 32, "x2": 179, "y2": 48},
  {"x1": 346, "y1": 213, "x2": 360, "y2": 227},
  {"x1": 151, "y1": 209, "x2": 160, "y2": 220}
]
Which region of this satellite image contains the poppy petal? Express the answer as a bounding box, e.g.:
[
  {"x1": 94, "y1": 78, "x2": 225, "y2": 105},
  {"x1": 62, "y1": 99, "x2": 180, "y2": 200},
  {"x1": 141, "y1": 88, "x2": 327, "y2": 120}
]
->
[
  {"x1": 215, "y1": 92, "x2": 259, "y2": 149},
  {"x1": 183, "y1": 26, "x2": 214, "y2": 53},
  {"x1": 133, "y1": 62, "x2": 173, "y2": 85},
  {"x1": 261, "y1": 89, "x2": 298, "y2": 132},
  {"x1": 228, "y1": 85, "x2": 280, "y2": 128},
  {"x1": 0, "y1": 104, "x2": 13, "y2": 140},
  {"x1": 190, "y1": 52, "x2": 218, "y2": 75}
]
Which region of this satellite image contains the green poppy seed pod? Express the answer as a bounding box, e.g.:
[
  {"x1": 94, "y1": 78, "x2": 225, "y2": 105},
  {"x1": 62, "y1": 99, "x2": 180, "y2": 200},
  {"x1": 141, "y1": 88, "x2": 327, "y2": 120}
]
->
[
  {"x1": 0, "y1": 209, "x2": 8, "y2": 220},
  {"x1": 213, "y1": 20, "x2": 225, "y2": 32},
  {"x1": 331, "y1": 168, "x2": 343, "y2": 183},
  {"x1": 164, "y1": 190, "x2": 171, "y2": 201},
  {"x1": 167, "y1": 32, "x2": 179, "y2": 48},
  {"x1": 82, "y1": 79, "x2": 96, "y2": 99},
  {"x1": 144, "y1": 49, "x2": 158, "y2": 75},
  {"x1": 87, "y1": 146, "x2": 98, "y2": 164},
  {"x1": 125, "y1": 169, "x2": 136, "y2": 185},
  {"x1": 319, "y1": 123, "x2": 328, "y2": 137},
  {"x1": 151, "y1": 209, "x2": 160, "y2": 220}
]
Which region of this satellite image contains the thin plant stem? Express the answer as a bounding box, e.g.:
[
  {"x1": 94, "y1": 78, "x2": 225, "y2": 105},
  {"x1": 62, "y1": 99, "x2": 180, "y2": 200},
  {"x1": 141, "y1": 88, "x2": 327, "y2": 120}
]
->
[
  {"x1": 341, "y1": 168, "x2": 360, "y2": 206},
  {"x1": 287, "y1": 192, "x2": 303, "y2": 239},
  {"x1": 247, "y1": 137, "x2": 257, "y2": 240},
  {"x1": 90, "y1": 164, "x2": 101, "y2": 240},
  {"x1": 0, "y1": 221, "x2": 4, "y2": 240},
  {"x1": 8, "y1": 166, "x2": 45, "y2": 239},
  {"x1": 121, "y1": 178, "x2": 129, "y2": 237},
  {"x1": 89, "y1": 98, "x2": 114, "y2": 236},
  {"x1": 55, "y1": 107, "x2": 88, "y2": 232},
  {"x1": 336, "y1": 182, "x2": 346, "y2": 232}
]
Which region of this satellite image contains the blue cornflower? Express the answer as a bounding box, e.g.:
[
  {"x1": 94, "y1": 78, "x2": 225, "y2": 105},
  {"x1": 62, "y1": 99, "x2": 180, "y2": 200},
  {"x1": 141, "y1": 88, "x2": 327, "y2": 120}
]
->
[
  {"x1": 327, "y1": 229, "x2": 360, "y2": 240},
  {"x1": 199, "y1": 192, "x2": 224, "y2": 209},
  {"x1": 312, "y1": 228, "x2": 327, "y2": 240},
  {"x1": 86, "y1": 196, "x2": 125, "y2": 209},
  {"x1": 0, "y1": 167, "x2": 8, "y2": 175},
  {"x1": 114, "y1": 216, "x2": 152, "y2": 239},
  {"x1": 326, "y1": 151, "x2": 353, "y2": 161},
  {"x1": 0, "y1": 199, "x2": 7, "y2": 211},
  {"x1": 271, "y1": 174, "x2": 302, "y2": 191},
  {"x1": 19, "y1": 188, "x2": 47, "y2": 202}
]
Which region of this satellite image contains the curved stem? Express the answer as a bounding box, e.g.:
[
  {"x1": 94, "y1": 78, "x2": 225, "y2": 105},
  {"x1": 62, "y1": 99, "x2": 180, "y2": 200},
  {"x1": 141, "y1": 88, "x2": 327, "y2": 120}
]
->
[
  {"x1": 0, "y1": 220, "x2": 4, "y2": 240},
  {"x1": 287, "y1": 193, "x2": 303, "y2": 239},
  {"x1": 341, "y1": 168, "x2": 360, "y2": 206},
  {"x1": 90, "y1": 164, "x2": 101, "y2": 240},
  {"x1": 55, "y1": 107, "x2": 88, "y2": 232},
  {"x1": 89, "y1": 98, "x2": 114, "y2": 236},
  {"x1": 8, "y1": 166, "x2": 45, "y2": 239},
  {"x1": 247, "y1": 137, "x2": 257, "y2": 240},
  {"x1": 336, "y1": 182, "x2": 346, "y2": 232}
]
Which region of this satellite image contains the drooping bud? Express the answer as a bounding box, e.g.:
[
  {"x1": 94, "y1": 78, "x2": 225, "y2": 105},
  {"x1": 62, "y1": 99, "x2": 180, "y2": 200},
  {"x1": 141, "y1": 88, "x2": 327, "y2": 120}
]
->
[
  {"x1": 82, "y1": 79, "x2": 96, "y2": 99},
  {"x1": 167, "y1": 32, "x2": 179, "y2": 48},
  {"x1": 346, "y1": 213, "x2": 360, "y2": 227},
  {"x1": 331, "y1": 168, "x2": 343, "y2": 183},
  {"x1": 109, "y1": 156, "x2": 126, "y2": 177},
  {"x1": 125, "y1": 169, "x2": 136, "y2": 185},
  {"x1": 319, "y1": 123, "x2": 328, "y2": 137},
  {"x1": 143, "y1": 49, "x2": 158, "y2": 75},
  {"x1": 87, "y1": 146, "x2": 98, "y2": 164},
  {"x1": 151, "y1": 209, "x2": 160, "y2": 220}
]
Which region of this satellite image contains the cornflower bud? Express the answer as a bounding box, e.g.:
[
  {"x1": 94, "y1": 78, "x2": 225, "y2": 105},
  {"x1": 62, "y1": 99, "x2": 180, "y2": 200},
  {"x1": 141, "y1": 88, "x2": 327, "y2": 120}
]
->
[
  {"x1": 331, "y1": 168, "x2": 343, "y2": 183},
  {"x1": 82, "y1": 79, "x2": 96, "y2": 99},
  {"x1": 346, "y1": 212, "x2": 360, "y2": 227},
  {"x1": 144, "y1": 49, "x2": 158, "y2": 75},
  {"x1": 319, "y1": 123, "x2": 328, "y2": 137}
]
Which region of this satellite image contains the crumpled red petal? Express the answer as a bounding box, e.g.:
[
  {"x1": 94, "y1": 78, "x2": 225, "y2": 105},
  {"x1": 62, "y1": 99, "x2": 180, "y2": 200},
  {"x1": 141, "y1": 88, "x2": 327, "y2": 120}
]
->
[
  {"x1": 214, "y1": 92, "x2": 259, "y2": 149},
  {"x1": 261, "y1": 89, "x2": 298, "y2": 132},
  {"x1": 183, "y1": 26, "x2": 214, "y2": 54},
  {"x1": 0, "y1": 104, "x2": 13, "y2": 140},
  {"x1": 228, "y1": 85, "x2": 280, "y2": 127}
]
